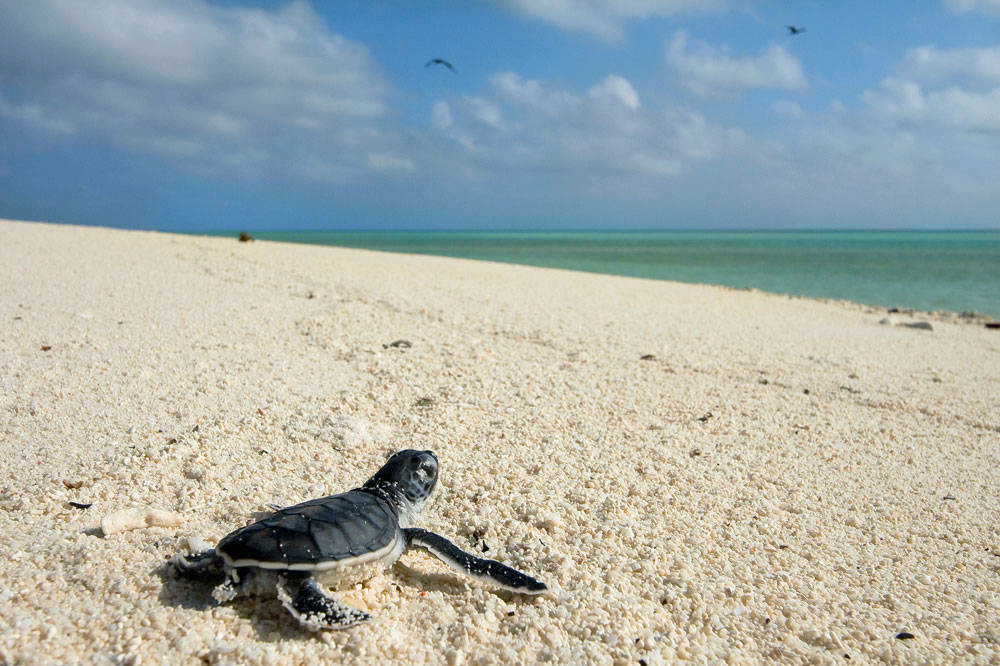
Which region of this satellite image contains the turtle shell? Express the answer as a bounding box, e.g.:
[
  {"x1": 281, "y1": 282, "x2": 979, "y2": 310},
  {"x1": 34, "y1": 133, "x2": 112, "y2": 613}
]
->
[{"x1": 217, "y1": 489, "x2": 400, "y2": 570}]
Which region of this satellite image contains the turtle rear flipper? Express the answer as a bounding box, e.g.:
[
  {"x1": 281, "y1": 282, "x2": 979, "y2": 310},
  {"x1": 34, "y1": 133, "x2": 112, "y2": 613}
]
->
[
  {"x1": 276, "y1": 576, "x2": 371, "y2": 631},
  {"x1": 404, "y1": 528, "x2": 547, "y2": 594},
  {"x1": 171, "y1": 549, "x2": 225, "y2": 581}
]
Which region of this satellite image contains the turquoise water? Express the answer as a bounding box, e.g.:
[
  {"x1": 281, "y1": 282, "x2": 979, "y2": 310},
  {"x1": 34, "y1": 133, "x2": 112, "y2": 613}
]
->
[{"x1": 224, "y1": 230, "x2": 1000, "y2": 319}]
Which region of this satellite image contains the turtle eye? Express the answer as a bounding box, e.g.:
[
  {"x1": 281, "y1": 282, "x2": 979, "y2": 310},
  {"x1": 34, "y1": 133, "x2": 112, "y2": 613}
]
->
[{"x1": 409, "y1": 458, "x2": 422, "y2": 470}]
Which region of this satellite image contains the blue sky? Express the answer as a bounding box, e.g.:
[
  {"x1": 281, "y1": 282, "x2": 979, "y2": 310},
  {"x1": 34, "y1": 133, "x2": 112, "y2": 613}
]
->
[{"x1": 1, "y1": 0, "x2": 999, "y2": 230}]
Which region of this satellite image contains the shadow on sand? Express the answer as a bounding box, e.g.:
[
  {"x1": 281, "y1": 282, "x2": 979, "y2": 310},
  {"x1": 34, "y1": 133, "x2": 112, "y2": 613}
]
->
[
  {"x1": 151, "y1": 562, "x2": 532, "y2": 642},
  {"x1": 154, "y1": 556, "x2": 530, "y2": 640},
  {"x1": 153, "y1": 560, "x2": 311, "y2": 642}
]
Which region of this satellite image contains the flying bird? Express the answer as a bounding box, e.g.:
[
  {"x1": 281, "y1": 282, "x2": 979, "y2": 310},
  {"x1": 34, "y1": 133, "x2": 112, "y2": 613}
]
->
[
  {"x1": 787, "y1": 25, "x2": 806, "y2": 35},
  {"x1": 425, "y1": 58, "x2": 456, "y2": 73}
]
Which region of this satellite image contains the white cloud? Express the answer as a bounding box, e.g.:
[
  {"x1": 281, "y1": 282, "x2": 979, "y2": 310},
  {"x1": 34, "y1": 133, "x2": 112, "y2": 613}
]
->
[
  {"x1": 431, "y1": 101, "x2": 453, "y2": 130},
  {"x1": 665, "y1": 31, "x2": 807, "y2": 98},
  {"x1": 666, "y1": 107, "x2": 748, "y2": 160},
  {"x1": 0, "y1": 0, "x2": 400, "y2": 181},
  {"x1": 902, "y1": 45, "x2": 1000, "y2": 83},
  {"x1": 499, "y1": 0, "x2": 723, "y2": 40},
  {"x1": 863, "y1": 44, "x2": 1000, "y2": 135},
  {"x1": 588, "y1": 75, "x2": 642, "y2": 109},
  {"x1": 943, "y1": 0, "x2": 1000, "y2": 15},
  {"x1": 862, "y1": 78, "x2": 926, "y2": 119},
  {"x1": 927, "y1": 87, "x2": 1000, "y2": 131},
  {"x1": 491, "y1": 72, "x2": 581, "y2": 114},
  {"x1": 757, "y1": 44, "x2": 998, "y2": 226},
  {"x1": 863, "y1": 78, "x2": 1000, "y2": 133},
  {"x1": 715, "y1": 103, "x2": 999, "y2": 228},
  {"x1": 432, "y1": 72, "x2": 753, "y2": 179},
  {"x1": 470, "y1": 97, "x2": 506, "y2": 129},
  {"x1": 0, "y1": 97, "x2": 77, "y2": 135}
]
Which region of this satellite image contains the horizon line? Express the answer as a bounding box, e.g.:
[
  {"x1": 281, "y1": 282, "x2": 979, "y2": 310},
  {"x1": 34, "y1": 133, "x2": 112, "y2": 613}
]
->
[{"x1": 184, "y1": 227, "x2": 1000, "y2": 235}]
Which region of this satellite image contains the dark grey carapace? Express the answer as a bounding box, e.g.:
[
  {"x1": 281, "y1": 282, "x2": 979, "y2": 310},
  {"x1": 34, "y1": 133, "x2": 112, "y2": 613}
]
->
[{"x1": 172, "y1": 450, "x2": 547, "y2": 630}]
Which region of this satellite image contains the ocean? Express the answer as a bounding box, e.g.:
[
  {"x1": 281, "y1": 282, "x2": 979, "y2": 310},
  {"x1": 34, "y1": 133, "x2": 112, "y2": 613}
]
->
[{"x1": 217, "y1": 230, "x2": 1000, "y2": 319}]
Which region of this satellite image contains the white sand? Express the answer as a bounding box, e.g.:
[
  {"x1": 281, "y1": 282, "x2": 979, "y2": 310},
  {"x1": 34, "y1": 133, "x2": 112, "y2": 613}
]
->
[{"x1": 1, "y1": 219, "x2": 998, "y2": 664}]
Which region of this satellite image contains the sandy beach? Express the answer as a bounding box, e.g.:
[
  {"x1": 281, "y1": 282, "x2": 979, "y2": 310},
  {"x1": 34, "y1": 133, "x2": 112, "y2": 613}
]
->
[{"x1": 1, "y1": 218, "x2": 998, "y2": 664}]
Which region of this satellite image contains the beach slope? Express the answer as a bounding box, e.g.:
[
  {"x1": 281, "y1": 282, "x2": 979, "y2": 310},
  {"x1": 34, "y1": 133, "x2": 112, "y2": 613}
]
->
[{"x1": 1, "y1": 219, "x2": 998, "y2": 664}]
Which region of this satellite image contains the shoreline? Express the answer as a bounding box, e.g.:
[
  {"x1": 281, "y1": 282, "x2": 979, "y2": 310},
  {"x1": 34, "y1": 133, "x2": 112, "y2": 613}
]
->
[
  {"x1": 186, "y1": 226, "x2": 1000, "y2": 323},
  {"x1": 9, "y1": 219, "x2": 997, "y2": 321},
  {"x1": 2, "y1": 218, "x2": 999, "y2": 663}
]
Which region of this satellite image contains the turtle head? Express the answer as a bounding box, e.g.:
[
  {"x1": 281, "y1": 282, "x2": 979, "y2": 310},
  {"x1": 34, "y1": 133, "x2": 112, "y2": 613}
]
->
[{"x1": 364, "y1": 450, "x2": 438, "y2": 522}]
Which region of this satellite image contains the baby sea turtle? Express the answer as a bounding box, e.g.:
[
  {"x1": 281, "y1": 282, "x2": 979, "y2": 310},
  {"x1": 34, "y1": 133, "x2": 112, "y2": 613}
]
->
[{"x1": 171, "y1": 450, "x2": 547, "y2": 630}]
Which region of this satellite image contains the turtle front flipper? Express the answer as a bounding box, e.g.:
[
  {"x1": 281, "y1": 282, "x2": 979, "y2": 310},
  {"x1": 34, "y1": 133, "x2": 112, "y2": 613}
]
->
[
  {"x1": 275, "y1": 575, "x2": 371, "y2": 631},
  {"x1": 403, "y1": 528, "x2": 547, "y2": 594}
]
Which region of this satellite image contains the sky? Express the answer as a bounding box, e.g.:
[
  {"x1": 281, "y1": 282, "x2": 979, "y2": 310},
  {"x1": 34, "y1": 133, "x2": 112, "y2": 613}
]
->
[{"x1": 1, "y1": 0, "x2": 999, "y2": 231}]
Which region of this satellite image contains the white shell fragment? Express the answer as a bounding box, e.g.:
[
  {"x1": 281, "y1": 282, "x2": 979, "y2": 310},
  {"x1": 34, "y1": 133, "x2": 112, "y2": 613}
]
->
[{"x1": 100, "y1": 507, "x2": 184, "y2": 536}]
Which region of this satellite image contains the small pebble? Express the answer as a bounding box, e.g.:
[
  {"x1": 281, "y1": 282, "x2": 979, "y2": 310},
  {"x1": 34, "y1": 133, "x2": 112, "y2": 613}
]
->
[{"x1": 184, "y1": 465, "x2": 206, "y2": 481}]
